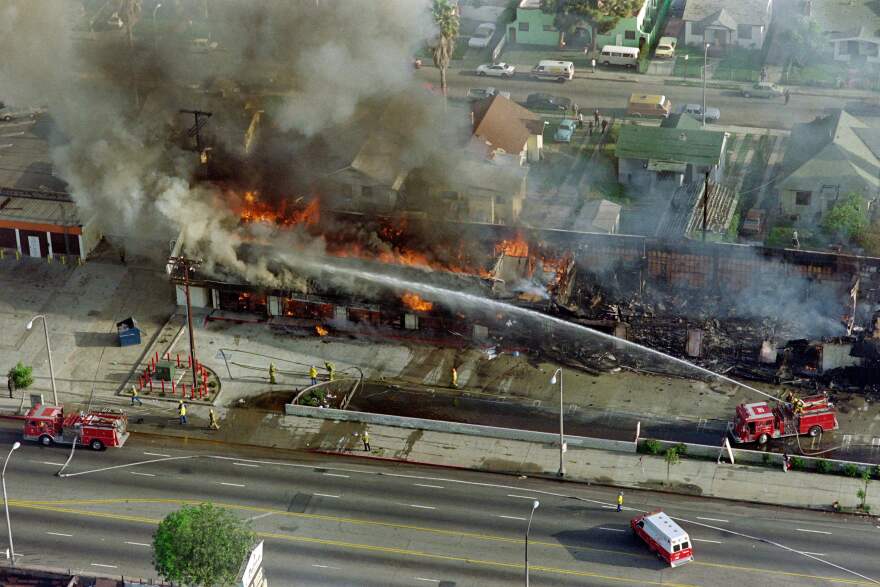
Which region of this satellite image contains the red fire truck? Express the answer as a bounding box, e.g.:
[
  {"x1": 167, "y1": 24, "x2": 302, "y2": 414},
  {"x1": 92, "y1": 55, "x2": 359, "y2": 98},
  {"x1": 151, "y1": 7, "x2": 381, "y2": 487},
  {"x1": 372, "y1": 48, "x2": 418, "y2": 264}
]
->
[
  {"x1": 728, "y1": 393, "x2": 838, "y2": 445},
  {"x1": 22, "y1": 405, "x2": 129, "y2": 451},
  {"x1": 631, "y1": 511, "x2": 694, "y2": 567}
]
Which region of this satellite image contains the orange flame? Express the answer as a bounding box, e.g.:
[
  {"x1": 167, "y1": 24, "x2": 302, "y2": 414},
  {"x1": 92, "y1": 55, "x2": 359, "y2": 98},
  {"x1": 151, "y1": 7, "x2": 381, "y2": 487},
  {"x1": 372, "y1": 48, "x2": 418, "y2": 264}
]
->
[
  {"x1": 315, "y1": 324, "x2": 329, "y2": 336},
  {"x1": 497, "y1": 233, "x2": 529, "y2": 257},
  {"x1": 401, "y1": 292, "x2": 433, "y2": 312}
]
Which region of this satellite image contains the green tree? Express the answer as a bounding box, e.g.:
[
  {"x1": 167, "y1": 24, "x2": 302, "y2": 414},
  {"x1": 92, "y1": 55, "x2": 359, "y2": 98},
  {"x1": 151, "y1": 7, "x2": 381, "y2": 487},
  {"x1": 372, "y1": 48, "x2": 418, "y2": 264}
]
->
[
  {"x1": 779, "y1": 16, "x2": 828, "y2": 69},
  {"x1": 858, "y1": 468, "x2": 874, "y2": 511},
  {"x1": 541, "y1": 0, "x2": 642, "y2": 51},
  {"x1": 431, "y1": 0, "x2": 460, "y2": 99},
  {"x1": 664, "y1": 447, "x2": 680, "y2": 484},
  {"x1": 6, "y1": 362, "x2": 33, "y2": 391},
  {"x1": 822, "y1": 192, "x2": 868, "y2": 242},
  {"x1": 153, "y1": 503, "x2": 256, "y2": 586}
]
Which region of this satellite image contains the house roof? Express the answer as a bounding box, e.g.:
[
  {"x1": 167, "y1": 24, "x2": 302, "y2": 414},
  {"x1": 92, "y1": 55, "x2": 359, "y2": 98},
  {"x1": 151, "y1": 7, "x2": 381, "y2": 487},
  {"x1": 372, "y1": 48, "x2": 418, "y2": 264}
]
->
[
  {"x1": 779, "y1": 109, "x2": 880, "y2": 194},
  {"x1": 0, "y1": 117, "x2": 69, "y2": 196},
  {"x1": 617, "y1": 123, "x2": 726, "y2": 166},
  {"x1": 452, "y1": 158, "x2": 528, "y2": 194},
  {"x1": 661, "y1": 113, "x2": 703, "y2": 130},
  {"x1": 573, "y1": 199, "x2": 621, "y2": 233},
  {"x1": 828, "y1": 25, "x2": 880, "y2": 43},
  {"x1": 471, "y1": 95, "x2": 544, "y2": 156},
  {"x1": 810, "y1": 0, "x2": 880, "y2": 38},
  {"x1": 683, "y1": 0, "x2": 771, "y2": 26}
]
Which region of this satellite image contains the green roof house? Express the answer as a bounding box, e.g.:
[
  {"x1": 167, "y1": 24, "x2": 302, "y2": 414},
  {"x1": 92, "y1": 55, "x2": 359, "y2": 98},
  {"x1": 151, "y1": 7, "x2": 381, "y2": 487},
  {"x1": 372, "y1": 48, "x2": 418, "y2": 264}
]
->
[
  {"x1": 616, "y1": 114, "x2": 729, "y2": 192},
  {"x1": 778, "y1": 110, "x2": 880, "y2": 226}
]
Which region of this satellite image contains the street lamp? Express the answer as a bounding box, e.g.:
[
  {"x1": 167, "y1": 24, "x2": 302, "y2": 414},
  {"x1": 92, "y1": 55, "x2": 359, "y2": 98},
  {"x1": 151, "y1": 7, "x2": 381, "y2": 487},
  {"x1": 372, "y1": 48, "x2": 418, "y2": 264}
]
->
[
  {"x1": 3, "y1": 442, "x2": 20, "y2": 567},
  {"x1": 152, "y1": 3, "x2": 163, "y2": 50},
  {"x1": 25, "y1": 315, "x2": 58, "y2": 406},
  {"x1": 683, "y1": 54, "x2": 688, "y2": 80},
  {"x1": 550, "y1": 369, "x2": 564, "y2": 478},
  {"x1": 524, "y1": 499, "x2": 539, "y2": 587},
  {"x1": 702, "y1": 43, "x2": 710, "y2": 127}
]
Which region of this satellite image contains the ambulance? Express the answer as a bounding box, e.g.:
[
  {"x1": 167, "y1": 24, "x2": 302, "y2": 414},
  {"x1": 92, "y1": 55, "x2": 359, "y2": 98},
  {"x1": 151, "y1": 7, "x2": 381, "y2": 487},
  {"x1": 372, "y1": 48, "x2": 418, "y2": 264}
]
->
[{"x1": 631, "y1": 511, "x2": 694, "y2": 567}]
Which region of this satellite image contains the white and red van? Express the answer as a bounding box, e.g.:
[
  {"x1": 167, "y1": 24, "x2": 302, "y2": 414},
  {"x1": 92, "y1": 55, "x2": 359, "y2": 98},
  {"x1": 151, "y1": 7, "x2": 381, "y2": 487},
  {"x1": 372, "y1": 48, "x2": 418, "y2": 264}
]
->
[{"x1": 631, "y1": 511, "x2": 694, "y2": 567}]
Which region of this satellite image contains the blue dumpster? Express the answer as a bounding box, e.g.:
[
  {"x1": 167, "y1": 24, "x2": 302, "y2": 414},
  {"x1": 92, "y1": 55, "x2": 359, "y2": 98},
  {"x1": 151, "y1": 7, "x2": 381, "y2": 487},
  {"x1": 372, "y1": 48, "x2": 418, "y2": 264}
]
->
[{"x1": 116, "y1": 317, "x2": 141, "y2": 347}]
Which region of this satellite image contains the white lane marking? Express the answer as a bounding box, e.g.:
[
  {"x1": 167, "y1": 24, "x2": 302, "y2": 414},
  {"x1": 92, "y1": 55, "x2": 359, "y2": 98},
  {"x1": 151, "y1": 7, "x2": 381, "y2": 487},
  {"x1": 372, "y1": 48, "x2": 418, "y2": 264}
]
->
[
  {"x1": 314, "y1": 493, "x2": 340, "y2": 499},
  {"x1": 143, "y1": 452, "x2": 172, "y2": 458},
  {"x1": 246, "y1": 512, "x2": 275, "y2": 522},
  {"x1": 801, "y1": 552, "x2": 826, "y2": 556},
  {"x1": 696, "y1": 517, "x2": 729, "y2": 523},
  {"x1": 59, "y1": 455, "x2": 196, "y2": 478},
  {"x1": 497, "y1": 515, "x2": 526, "y2": 521},
  {"x1": 508, "y1": 494, "x2": 540, "y2": 500},
  {"x1": 46, "y1": 532, "x2": 72, "y2": 537},
  {"x1": 233, "y1": 462, "x2": 259, "y2": 468},
  {"x1": 312, "y1": 564, "x2": 341, "y2": 570},
  {"x1": 91, "y1": 563, "x2": 117, "y2": 568},
  {"x1": 415, "y1": 578, "x2": 442, "y2": 583},
  {"x1": 693, "y1": 538, "x2": 723, "y2": 544},
  {"x1": 400, "y1": 503, "x2": 435, "y2": 510},
  {"x1": 220, "y1": 482, "x2": 246, "y2": 487},
  {"x1": 39, "y1": 461, "x2": 65, "y2": 467},
  {"x1": 415, "y1": 484, "x2": 445, "y2": 489},
  {"x1": 796, "y1": 528, "x2": 832, "y2": 535},
  {"x1": 601, "y1": 505, "x2": 617, "y2": 509},
  {"x1": 324, "y1": 473, "x2": 349, "y2": 478},
  {"x1": 125, "y1": 542, "x2": 150, "y2": 547},
  {"x1": 130, "y1": 472, "x2": 156, "y2": 477},
  {"x1": 599, "y1": 527, "x2": 625, "y2": 532}
]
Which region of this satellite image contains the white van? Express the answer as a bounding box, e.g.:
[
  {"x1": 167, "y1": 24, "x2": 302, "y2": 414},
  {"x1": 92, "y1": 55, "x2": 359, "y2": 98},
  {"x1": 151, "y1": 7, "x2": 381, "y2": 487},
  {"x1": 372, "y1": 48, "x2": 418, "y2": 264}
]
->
[
  {"x1": 600, "y1": 45, "x2": 640, "y2": 68},
  {"x1": 531, "y1": 60, "x2": 574, "y2": 82}
]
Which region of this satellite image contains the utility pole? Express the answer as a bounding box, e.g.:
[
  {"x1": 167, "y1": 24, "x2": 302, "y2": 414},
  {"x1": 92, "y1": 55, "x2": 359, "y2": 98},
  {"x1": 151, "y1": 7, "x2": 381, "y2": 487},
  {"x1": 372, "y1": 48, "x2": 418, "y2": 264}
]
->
[
  {"x1": 168, "y1": 255, "x2": 203, "y2": 389},
  {"x1": 702, "y1": 170, "x2": 710, "y2": 242},
  {"x1": 179, "y1": 109, "x2": 213, "y2": 179}
]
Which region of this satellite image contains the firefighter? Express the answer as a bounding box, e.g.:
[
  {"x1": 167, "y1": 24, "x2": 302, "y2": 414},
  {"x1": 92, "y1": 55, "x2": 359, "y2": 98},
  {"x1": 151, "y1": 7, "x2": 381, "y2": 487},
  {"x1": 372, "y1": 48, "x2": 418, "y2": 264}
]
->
[
  {"x1": 451, "y1": 367, "x2": 459, "y2": 389},
  {"x1": 309, "y1": 365, "x2": 319, "y2": 386},
  {"x1": 130, "y1": 385, "x2": 142, "y2": 406},
  {"x1": 209, "y1": 408, "x2": 220, "y2": 430},
  {"x1": 269, "y1": 362, "x2": 277, "y2": 385},
  {"x1": 362, "y1": 431, "x2": 371, "y2": 452},
  {"x1": 6, "y1": 376, "x2": 14, "y2": 399},
  {"x1": 794, "y1": 398, "x2": 805, "y2": 414},
  {"x1": 178, "y1": 401, "x2": 187, "y2": 425},
  {"x1": 324, "y1": 361, "x2": 335, "y2": 382},
  {"x1": 617, "y1": 491, "x2": 624, "y2": 512}
]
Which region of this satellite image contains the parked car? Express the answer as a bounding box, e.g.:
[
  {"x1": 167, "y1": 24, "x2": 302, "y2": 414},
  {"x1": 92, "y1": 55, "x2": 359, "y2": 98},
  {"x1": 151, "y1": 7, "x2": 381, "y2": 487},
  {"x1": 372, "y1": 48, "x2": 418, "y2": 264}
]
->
[
  {"x1": 654, "y1": 37, "x2": 677, "y2": 58},
  {"x1": 742, "y1": 82, "x2": 784, "y2": 99},
  {"x1": 0, "y1": 106, "x2": 42, "y2": 122},
  {"x1": 476, "y1": 62, "x2": 515, "y2": 78},
  {"x1": 554, "y1": 119, "x2": 577, "y2": 142},
  {"x1": 740, "y1": 208, "x2": 766, "y2": 236},
  {"x1": 468, "y1": 23, "x2": 496, "y2": 48},
  {"x1": 191, "y1": 38, "x2": 220, "y2": 52},
  {"x1": 525, "y1": 93, "x2": 571, "y2": 111},
  {"x1": 676, "y1": 103, "x2": 720, "y2": 122},
  {"x1": 466, "y1": 87, "x2": 511, "y2": 101}
]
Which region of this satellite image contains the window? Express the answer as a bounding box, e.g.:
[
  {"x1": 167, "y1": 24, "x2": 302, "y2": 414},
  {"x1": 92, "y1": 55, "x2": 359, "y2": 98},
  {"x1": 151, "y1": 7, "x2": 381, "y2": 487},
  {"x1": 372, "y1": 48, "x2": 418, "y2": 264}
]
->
[
  {"x1": 543, "y1": 24, "x2": 555, "y2": 32},
  {"x1": 681, "y1": 541, "x2": 689, "y2": 550},
  {"x1": 738, "y1": 24, "x2": 752, "y2": 39},
  {"x1": 361, "y1": 185, "x2": 374, "y2": 200},
  {"x1": 795, "y1": 191, "x2": 812, "y2": 206},
  {"x1": 673, "y1": 544, "x2": 681, "y2": 552},
  {"x1": 690, "y1": 22, "x2": 704, "y2": 36},
  {"x1": 518, "y1": 21, "x2": 529, "y2": 32},
  {"x1": 867, "y1": 42, "x2": 879, "y2": 57},
  {"x1": 625, "y1": 30, "x2": 636, "y2": 40}
]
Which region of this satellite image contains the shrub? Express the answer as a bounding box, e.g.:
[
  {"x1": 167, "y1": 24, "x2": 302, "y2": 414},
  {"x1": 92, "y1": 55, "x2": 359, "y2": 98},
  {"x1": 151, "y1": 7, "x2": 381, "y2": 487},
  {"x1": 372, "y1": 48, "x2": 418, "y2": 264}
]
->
[
  {"x1": 815, "y1": 460, "x2": 832, "y2": 474},
  {"x1": 674, "y1": 443, "x2": 688, "y2": 457},
  {"x1": 790, "y1": 457, "x2": 806, "y2": 471},
  {"x1": 645, "y1": 439, "x2": 662, "y2": 455},
  {"x1": 841, "y1": 463, "x2": 860, "y2": 478},
  {"x1": 762, "y1": 453, "x2": 771, "y2": 465}
]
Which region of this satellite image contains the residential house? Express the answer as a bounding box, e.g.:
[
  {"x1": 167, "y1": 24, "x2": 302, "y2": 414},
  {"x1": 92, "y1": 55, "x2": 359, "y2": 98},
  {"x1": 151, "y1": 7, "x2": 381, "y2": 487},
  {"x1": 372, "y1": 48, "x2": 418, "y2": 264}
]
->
[
  {"x1": 617, "y1": 114, "x2": 729, "y2": 192},
  {"x1": 778, "y1": 109, "x2": 880, "y2": 226},
  {"x1": 682, "y1": 0, "x2": 773, "y2": 51},
  {"x1": 573, "y1": 199, "x2": 622, "y2": 233},
  {"x1": 808, "y1": 0, "x2": 880, "y2": 65},
  {"x1": 470, "y1": 94, "x2": 546, "y2": 164},
  {"x1": 506, "y1": 0, "x2": 668, "y2": 51}
]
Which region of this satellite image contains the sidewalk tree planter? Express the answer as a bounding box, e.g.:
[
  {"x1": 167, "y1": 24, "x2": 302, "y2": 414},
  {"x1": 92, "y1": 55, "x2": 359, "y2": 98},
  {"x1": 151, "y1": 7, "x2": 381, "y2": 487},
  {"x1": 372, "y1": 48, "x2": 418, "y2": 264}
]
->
[
  {"x1": 664, "y1": 447, "x2": 680, "y2": 484},
  {"x1": 6, "y1": 362, "x2": 33, "y2": 391}
]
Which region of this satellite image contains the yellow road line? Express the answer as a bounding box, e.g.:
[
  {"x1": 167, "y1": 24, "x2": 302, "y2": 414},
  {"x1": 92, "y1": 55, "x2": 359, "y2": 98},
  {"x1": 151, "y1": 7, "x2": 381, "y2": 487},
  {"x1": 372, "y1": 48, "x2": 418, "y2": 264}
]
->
[{"x1": 11, "y1": 499, "x2": 875, "y2": 586}]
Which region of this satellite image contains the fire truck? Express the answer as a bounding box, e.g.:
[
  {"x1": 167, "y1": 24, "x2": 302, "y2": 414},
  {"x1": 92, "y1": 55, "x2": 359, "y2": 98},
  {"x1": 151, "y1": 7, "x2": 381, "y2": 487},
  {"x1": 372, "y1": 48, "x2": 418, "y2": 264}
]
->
[
  {"x1": 728, "y1": 393, "x2": 838, "y2": 445},
  {"x1": 22, "y1": 405, "x2": 129, "y2": 451},
  {"x1": 631, "y1": 511, "x2": 694, "y2": 567}
]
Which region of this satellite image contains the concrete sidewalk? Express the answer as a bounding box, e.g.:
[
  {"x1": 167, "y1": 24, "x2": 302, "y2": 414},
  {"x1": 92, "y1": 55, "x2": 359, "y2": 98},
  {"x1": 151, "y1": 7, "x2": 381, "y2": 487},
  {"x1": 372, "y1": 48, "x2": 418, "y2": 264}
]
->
[{"x1": 125, "y1": 405, "x2": 880, "y2": 515}]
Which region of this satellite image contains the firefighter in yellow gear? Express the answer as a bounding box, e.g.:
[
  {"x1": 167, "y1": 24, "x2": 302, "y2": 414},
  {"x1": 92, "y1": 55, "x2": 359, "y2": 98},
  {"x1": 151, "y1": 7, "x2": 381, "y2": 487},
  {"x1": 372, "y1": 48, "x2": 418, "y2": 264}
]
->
[
  {"x1": 269, "y1": 362, "x2": 277, "y2": 384},
  {"x1": 324, "y1": 361, "x2": 335, "y2": 382},
  {"x1": 209, "y1": 408, "x2": 220, "y2": 430},
  {"x1": 309, "y1": 365, "x2": 319, "y2": 386},
  {"x1": 451, "y1": 367, "x2": 459, "y2": 389}
]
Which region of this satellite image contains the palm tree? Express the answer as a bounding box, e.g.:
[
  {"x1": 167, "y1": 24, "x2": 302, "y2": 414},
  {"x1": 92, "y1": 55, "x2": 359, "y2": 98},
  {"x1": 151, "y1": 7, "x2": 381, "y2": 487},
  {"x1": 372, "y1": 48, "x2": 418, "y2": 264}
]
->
[{"x1": 431, "y1": 0, "x2": 459, "y2": 98}]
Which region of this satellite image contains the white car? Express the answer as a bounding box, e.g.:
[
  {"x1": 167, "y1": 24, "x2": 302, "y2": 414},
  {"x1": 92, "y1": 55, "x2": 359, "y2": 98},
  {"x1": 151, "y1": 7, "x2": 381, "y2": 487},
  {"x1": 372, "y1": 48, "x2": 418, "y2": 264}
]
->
[
  {"x1": 476, "y1": 62, "x2": 515, "y2": 78},
  {"x1": 677, "y1": 103, "x2": 721, "y2": 122},
  {"x1": 655, "y1": 37, "x2": 677, "y2": 58},
  {"x1": 468, "y1": 23, "x2": 496, "y2": 48}
]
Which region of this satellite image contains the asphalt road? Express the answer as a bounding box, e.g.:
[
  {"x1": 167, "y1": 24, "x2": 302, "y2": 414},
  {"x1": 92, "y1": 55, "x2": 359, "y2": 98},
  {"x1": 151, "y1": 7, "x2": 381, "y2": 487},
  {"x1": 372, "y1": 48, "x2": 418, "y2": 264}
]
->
[
  {"x1": 418, "y1": 65, "x2": 840, "y2": 131},
  {"x1": 0, "y1": 423, "x2": 877, "y2": 586}
]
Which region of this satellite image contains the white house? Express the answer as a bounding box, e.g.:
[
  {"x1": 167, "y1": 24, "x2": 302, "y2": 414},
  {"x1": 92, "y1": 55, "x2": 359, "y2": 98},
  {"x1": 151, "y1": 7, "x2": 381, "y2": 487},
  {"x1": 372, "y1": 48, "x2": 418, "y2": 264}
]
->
[{"x1": 683, "y1": 0, "x2": 773, "y2": 51}]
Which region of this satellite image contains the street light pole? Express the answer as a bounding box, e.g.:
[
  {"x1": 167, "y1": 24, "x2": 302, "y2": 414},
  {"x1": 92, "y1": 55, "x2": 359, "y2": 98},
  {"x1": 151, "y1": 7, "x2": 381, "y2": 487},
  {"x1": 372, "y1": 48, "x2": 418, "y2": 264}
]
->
[
  {"x1": 3, "y1": 442, "x2": 21, "y2": 567},
  {"x1": 683, "y1": 54, "x2": 688, "y2": 80},
  {"x1": 551, "y1": 368, "x2": 565, "y2": 477},
  {"x1": 25, "y1": 315, "x2": 57, "y2": 406},
  {"x1": 152, "y1": 3, "x2": 162, "y2": 50},
  {"x1": 702, "y1": 43, "x2": 710, "y2": 127},
  {"x1": 525, "y1": 499, "x2": 539, "y2": 587}
]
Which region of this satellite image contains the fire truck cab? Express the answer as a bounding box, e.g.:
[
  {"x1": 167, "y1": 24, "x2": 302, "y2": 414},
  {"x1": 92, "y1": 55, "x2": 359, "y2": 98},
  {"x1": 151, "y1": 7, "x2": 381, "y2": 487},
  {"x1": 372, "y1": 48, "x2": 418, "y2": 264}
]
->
[
  {"x1": 23, "y1": 405, "x2": 129, "y2": 451},
  {"x1": 631, "y1": 511, "x2": 694, "y2": 567},
  {"x1": 728, "y1": 394, "x2": 838, "y2": 445}
]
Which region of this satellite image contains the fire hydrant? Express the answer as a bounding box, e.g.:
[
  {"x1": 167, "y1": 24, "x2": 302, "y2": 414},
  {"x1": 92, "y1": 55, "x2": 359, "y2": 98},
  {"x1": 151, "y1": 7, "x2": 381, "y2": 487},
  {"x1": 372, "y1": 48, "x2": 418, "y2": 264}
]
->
[{"x1": 269, "y1": 362, "x2": 277, "y2": 385}]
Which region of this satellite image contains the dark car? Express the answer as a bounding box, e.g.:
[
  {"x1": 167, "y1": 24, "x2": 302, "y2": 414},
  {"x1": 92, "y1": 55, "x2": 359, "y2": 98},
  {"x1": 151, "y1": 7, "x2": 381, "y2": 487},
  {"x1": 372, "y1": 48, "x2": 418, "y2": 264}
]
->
[{"x1": 524, "y1": 93, "x2": 572, "y2": 111}]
